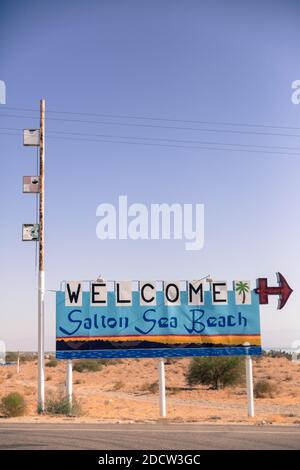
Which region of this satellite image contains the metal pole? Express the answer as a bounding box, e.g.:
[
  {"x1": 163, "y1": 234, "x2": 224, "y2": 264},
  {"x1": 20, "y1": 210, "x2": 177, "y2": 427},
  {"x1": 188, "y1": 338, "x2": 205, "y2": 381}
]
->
[
  {"x1": 38, "y1": 99, "x2": 45, "y2": 413},
  {"x1": 246, "y1": 354, "x2": 254, "y2": 417},
  {"x1": 66, "y1": 360, "x2": 73, "y2": 409},
  {"x1": 17, "y1": 351, "x2": 20, "y2": 374},
  {"x1": 158, "y1": 358, "x2": 166, "y2": 417}
]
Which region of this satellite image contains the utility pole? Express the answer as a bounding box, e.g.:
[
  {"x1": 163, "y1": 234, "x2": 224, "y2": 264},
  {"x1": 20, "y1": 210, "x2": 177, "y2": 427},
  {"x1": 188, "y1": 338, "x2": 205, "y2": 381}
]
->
[
  {"x1": 38, "y1": 99, "x2": 45, "y2": 412},
  {"x1": 22, "y1": 99, "x2": 46, "y2": 412}
]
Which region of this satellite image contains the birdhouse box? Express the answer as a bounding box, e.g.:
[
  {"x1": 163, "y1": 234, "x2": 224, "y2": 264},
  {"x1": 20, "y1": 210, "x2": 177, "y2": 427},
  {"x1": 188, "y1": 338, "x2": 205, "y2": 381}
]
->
[
  {"x1": 23, "y1": 129, "x2": 40, "y2": 146},
  {"x1": 23, "y1": 176, "x2": 40, "y2": 193},
  {"x1": 22, "y1": 224, "x2": 40, "y2": 241}
]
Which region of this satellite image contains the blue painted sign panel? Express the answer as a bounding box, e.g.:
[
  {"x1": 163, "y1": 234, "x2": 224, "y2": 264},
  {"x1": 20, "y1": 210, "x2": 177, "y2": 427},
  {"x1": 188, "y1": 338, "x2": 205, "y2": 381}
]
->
[{"x1": 56, "y1": 288, "x2": 261, "y2": 359}]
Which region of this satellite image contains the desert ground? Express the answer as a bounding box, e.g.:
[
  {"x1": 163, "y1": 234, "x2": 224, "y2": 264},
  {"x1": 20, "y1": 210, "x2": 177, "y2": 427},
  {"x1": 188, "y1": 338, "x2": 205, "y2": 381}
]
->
[{"x1": 0, "y1": 356, "x2": 300, "y2": 424}]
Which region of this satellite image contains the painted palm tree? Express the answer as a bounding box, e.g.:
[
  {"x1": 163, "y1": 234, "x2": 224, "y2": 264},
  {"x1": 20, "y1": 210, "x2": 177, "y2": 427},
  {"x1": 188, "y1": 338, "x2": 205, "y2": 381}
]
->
[{"x1": 235, "y1": 281, "x2": 250, "y2": 304}]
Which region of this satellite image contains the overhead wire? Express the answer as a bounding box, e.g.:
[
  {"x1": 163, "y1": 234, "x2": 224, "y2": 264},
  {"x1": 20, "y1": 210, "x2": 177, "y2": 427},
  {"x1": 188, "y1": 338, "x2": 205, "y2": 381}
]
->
[
  {"x1": 1, "y1": 130, "x2": 298, "y2": 156},
  {"x1": 1, "y1": 112, "x2": 300, "y2": 139},
  {"x1": 1, "y1": 106, "x2": 300, "y2": 156},
  {"x1": 1, "y1": 126, "x2": 300, "y2": 156},
  {"x1": 2, "y1": 105, "x2": 300, "y2": 132}
]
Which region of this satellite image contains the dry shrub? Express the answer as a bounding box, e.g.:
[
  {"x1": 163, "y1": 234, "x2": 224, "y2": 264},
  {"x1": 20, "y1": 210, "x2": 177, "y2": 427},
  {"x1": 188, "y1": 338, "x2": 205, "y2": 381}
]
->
[
  {"x1": 0, "y1": 392, "x2": 27, "y2": 417},
  {"x1": 73, "y1": 360, "x2": 101, "y2": 373},
  {"x1": 113, "y1": 381, "x2": 124, "y2": 391},
  {"x1": 45, "y1": 393, "x2": 82, "y2": 417},
  {"x1": 46, "y1": 359, "x2": 58, "y2": 368},
  {"x1": 140, "y1": 381, "x2": 159, "y2": 394},
  {"x1": 254, "y1": 380, "x2": 277, "y2": 398},
  {"x1": 5, "y1": 352, "x2": 18, "y2": 362},
  {"x1": 97, "y1": 358, "x2": 123, "y2": 366},
  {"x1": 20, "y1": 352, "x2": 37, "y2": 363}
]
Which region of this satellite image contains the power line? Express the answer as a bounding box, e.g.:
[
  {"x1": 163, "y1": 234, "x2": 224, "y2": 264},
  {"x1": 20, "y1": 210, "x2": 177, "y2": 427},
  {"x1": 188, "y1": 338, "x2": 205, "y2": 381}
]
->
[
  {"x1": 45, "y1": 135, "x2": 300, "y2": 155},
  {"x1": 1, "y1": 127, "x2": 300, "y2": 155},
  {"x1": 2, "y1": 112, "x2": 300, "y2": 139},
  {"x1": 46, "y1": 129, "x2": 300, "y2": 151},
  {"x1": 2, "y1": 105, "x2": 300, "y2": 132},
  {"x1": 4, "y1": 125, "x2": 300, "y2": 151},
  {"x1": 1, "y1": 131, "x2": 299, "y2": 155},
  {"x1": 1, "y1": 131, "x2": 293, "y2": 155}
]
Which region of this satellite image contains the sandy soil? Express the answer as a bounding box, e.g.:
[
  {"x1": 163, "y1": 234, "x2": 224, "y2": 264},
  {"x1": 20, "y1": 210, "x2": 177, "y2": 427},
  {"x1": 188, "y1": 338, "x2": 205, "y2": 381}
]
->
[{"x1": 0, "y1": 356, "x2": 300, "y2": 424}]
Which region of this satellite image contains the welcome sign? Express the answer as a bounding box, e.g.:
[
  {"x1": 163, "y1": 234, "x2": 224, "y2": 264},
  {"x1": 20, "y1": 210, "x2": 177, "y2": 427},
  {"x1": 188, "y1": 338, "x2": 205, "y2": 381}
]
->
[{"x1": 56, "y1": 280, "x2": 262, "y2": 359}]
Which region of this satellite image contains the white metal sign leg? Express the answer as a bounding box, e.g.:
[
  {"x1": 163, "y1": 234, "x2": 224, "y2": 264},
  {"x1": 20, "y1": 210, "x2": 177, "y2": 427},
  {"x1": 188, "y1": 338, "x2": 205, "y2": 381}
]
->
[
  {"x1": 246, "y1": 354, "x2": 254, "y2": 417},
  {"x1": 158, "y1": 358, "x2": 166, "y2": 418}
]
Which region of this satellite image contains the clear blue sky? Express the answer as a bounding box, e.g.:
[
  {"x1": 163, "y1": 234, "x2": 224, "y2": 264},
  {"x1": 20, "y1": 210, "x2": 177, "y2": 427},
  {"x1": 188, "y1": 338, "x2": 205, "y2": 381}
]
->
[{"x1": 0, "y1": 0, "x2": 300, "y2": 350}]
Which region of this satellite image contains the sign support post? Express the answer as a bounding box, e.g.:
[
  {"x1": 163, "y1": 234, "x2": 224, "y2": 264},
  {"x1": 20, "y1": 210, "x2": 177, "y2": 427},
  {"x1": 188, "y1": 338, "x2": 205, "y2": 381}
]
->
[
  {"x1": 158, "y1": 358, "x2": 166, "y2": 418},
  {"x1": 246, "y1": 352, "x2": 254, "y2": 417},
  {"x1": 38, "y1": 99, "x2": 45, "y2": 413},
  {"x1": 66, "y1": 360, "x2": 73, "y2": 409}
]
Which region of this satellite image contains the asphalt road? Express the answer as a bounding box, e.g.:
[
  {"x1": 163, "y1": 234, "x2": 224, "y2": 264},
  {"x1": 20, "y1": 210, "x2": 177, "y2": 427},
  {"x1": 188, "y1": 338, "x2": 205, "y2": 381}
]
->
[{"x1": 0, "y1": 423, "x2": 299, "y2": 450}]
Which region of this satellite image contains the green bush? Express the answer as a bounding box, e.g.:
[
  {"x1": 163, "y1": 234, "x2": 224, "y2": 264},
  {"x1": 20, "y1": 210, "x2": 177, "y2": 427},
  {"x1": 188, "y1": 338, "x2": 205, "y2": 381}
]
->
[
  {"x1": 186, "y1": 356, "x2": 245, "y2": 390},
  {"x1": 254, "y1": 380, "x2": 277, "y2": 398},
  {"x1": 46, "y1": 359, "x2": 58, "y2": 368},
  {"x1": 73, "y1": 360, "x2": 102, "y2": 373},
  {"x1": 45, "y1": 394, "x2": 82, "y2": 417},
  {"x1": 0, "y1": 392, "x2": 27, "y2": 417}
]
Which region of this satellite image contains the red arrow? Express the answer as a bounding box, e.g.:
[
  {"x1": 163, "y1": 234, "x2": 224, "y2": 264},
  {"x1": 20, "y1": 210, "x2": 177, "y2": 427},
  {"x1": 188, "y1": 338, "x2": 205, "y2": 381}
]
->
[{"x1": 255, "y1": 272, "x2": 293, "y2": 309}]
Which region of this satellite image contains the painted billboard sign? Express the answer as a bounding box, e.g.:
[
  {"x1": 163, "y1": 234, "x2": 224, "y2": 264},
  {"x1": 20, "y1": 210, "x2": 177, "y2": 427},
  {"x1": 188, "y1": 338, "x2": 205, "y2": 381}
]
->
[
  {"x1": 56, "y1": 278, "x2": 268, "y2": 359},
  {"x1": 56, "y1": 274, "x2": 292, "y2": 360}
]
